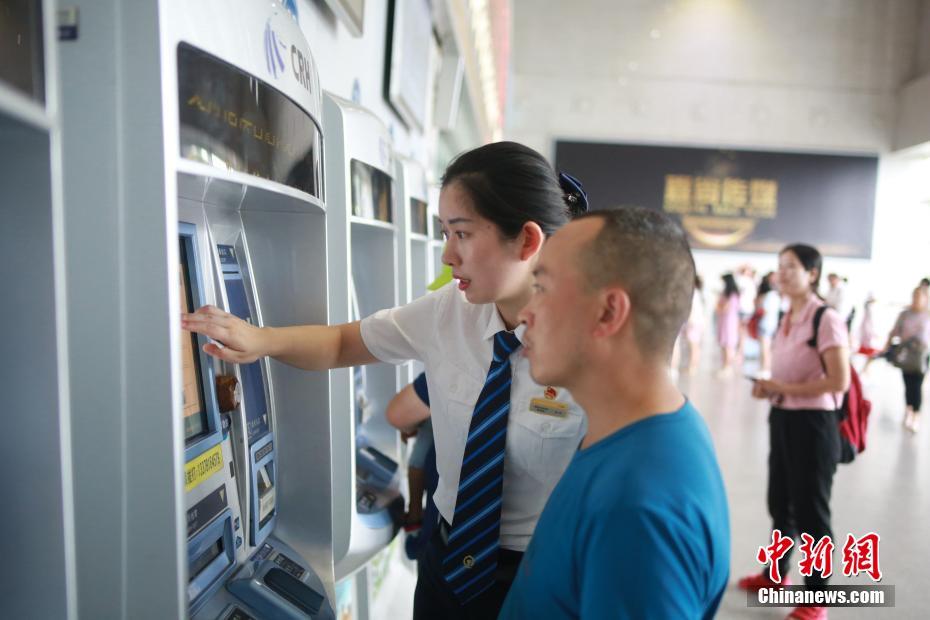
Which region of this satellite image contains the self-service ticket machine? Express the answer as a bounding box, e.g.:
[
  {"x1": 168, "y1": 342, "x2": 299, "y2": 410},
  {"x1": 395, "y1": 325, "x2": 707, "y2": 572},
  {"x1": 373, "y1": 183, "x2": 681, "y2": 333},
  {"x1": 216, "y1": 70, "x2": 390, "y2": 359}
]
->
[
  {"x1": 176, "y1": 225, "x2": 244, "y2": 615},
  {"x1": 50, "y1": 0, "x2": 340, "y2": 616},
  {"x1": 323, "y1": 93, "x2": 405, "y2": 580},
  {"x1": 428, "y1": 196, "x2": 445, "y2": 286},
  {"x1": 395, "y1": 157, "x2": 431, "y2": 305},
  {"x1": 394, "y1": 157, "x2": 432, "y2": 382},
  {"x1": 161, "y1": 1, "x2": 335, "y2": 617}
]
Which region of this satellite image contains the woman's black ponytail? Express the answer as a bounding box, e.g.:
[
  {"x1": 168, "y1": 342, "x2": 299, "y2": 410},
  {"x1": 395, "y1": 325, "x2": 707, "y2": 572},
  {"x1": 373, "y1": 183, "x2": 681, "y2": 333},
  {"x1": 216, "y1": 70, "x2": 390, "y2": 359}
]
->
[{"x1": 441, "y1": 141, "x2": 589, "y2": 238}]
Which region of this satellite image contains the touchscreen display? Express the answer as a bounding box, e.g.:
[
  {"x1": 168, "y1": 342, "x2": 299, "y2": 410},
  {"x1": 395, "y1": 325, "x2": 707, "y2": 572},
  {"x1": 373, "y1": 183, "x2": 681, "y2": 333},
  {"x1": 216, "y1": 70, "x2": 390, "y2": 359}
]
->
[
  {"x1": 410, "y1": 198, "x2": 428, "y2": 235},
  {"x1": 218, "y1": 245, "x2": 270, "y2": 443},
  {"x1": 179, "y1": 237, "x2": 208, "y2": 442},
  {"x1": 350, "y1": 159, "x2": 393, "y2": 222}
]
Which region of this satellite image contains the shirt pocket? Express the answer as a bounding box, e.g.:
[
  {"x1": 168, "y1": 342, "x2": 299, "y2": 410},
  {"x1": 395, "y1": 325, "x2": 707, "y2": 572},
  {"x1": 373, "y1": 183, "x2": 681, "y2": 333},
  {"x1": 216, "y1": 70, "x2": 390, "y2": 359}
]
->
[
  {"x1": 435, "y1": 360, "x2": 484, "y2": 446},
  {"x1": 510, "y1": 402, "x2": 586, "y2": 484}
]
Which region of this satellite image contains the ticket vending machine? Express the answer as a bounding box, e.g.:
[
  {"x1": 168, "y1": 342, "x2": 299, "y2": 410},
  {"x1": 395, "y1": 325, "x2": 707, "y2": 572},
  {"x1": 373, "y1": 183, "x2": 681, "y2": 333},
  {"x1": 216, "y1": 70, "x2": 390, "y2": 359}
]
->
[
  {"x1": 323, "y1": 93, "x2": 405, "y2": 579},
  {"x1": 177, "y1": 222, "x2": 244, "y2": 616},
  {"x1": 428, "y1": 194, "x2": 445, "y2": 285},
  {"x1": 52, "y1": 0, "x2": 336, "y2": 616},
  {"x1": 160, "y1": 1, "x2": 335, "y2": 617},
  {"x1": 395, "y1": 156, "x2": 431, "y2": 305},
  {"x1": 394, "y1": 157, "x2": 432, "y2": 382}
]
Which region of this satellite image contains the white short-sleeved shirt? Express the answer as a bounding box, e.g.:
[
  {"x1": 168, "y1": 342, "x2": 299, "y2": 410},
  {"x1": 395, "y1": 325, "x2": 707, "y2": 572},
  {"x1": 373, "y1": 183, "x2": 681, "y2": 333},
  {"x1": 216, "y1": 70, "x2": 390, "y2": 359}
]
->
[{"x1": 360, "y1": 283, "x2": 588, "y2": 551}]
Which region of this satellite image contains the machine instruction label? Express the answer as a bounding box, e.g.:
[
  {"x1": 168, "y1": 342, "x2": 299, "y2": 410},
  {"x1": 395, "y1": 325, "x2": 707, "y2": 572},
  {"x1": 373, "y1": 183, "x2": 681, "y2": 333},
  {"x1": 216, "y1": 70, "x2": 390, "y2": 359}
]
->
[
  {"x1": 185, "y1": 444, "x2": 224, "y2": 492},
  {"x1": 186, "y1": 484, "x2": 228, "y2": 538}
]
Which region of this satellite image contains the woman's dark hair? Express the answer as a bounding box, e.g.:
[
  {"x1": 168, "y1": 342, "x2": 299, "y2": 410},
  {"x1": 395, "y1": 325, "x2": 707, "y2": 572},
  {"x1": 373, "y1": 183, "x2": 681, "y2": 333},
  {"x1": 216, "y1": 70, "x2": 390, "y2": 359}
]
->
[
  {"x1": 757, "y1": 271, "x2": 775, "y2": 296},
  {"x1": 721, "y1": 273, "x2": 739, "y2": 298},
  {"x1": 441, "y1": 141, "x2": 587, "y2": 238},
  {"x1": 780, "y1": 243, "x2": 823, "y2": 295}
]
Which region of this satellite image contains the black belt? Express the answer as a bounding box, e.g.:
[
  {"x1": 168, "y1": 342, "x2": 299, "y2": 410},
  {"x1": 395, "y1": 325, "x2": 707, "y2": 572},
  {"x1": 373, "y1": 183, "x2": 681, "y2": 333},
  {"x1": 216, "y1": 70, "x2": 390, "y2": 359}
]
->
[{"x1": 438, "y1": 518, "x2": 523, "y2": 567}]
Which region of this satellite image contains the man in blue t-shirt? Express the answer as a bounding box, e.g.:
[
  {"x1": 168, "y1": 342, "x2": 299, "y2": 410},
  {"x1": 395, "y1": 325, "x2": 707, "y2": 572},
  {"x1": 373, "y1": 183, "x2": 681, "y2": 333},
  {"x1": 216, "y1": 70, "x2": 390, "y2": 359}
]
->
[{"x1": 505, "y1": 207, "x2": 730, "y2": 619}]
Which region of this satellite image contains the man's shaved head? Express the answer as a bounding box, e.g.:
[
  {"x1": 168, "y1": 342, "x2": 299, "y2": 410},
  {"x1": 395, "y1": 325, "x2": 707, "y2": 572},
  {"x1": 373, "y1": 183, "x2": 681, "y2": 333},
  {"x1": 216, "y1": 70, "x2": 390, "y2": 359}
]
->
[{"x1": 575, "y1": 207, "x2": 695, "y2": 360}]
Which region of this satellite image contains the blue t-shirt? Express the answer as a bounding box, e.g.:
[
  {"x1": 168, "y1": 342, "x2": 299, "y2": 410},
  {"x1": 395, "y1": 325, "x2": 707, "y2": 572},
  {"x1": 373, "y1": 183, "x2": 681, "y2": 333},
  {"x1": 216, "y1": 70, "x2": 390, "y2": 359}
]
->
[{"x1": 500, "y1": 401, "x2": 730, "y2": 620}]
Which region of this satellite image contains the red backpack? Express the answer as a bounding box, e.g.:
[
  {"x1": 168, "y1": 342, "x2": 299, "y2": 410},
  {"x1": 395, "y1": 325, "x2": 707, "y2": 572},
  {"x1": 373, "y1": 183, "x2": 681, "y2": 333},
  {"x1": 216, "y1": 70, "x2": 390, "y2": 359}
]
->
[{"x1": 809, "y1": 305, "x2": 871, "y2": 463}]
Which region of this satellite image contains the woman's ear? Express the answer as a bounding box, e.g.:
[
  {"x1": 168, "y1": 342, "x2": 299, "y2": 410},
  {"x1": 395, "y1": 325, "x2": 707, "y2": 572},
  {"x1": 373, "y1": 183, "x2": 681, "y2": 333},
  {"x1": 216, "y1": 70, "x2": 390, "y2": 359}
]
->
[{"x1": 518, "y1": 221, "x2": 545, "y2": 261}]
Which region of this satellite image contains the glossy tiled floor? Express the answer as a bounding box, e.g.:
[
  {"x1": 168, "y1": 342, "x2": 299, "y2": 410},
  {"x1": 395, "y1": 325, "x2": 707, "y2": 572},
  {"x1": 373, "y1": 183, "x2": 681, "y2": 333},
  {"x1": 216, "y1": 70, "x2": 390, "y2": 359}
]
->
[{"x1": 692, "y1": 356, "x2": 929, "y2": 620}]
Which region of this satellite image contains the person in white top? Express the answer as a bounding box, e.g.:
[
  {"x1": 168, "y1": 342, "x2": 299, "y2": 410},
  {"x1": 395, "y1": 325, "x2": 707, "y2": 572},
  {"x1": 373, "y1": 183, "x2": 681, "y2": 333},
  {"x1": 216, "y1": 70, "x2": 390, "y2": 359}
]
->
[
  {"x1": 183, "y1": 141, "x2": 589, "y2": 619},
  {"x1": 825, "y1": 273, "x2": 853, "y2": 329}
]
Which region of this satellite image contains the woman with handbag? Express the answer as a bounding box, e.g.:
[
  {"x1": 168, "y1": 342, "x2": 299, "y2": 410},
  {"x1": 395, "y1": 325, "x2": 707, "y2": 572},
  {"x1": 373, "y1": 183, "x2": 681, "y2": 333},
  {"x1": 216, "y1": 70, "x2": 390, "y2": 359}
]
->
[{"x1": 883, "y1": 286, "x2": 930, "y2": 433}]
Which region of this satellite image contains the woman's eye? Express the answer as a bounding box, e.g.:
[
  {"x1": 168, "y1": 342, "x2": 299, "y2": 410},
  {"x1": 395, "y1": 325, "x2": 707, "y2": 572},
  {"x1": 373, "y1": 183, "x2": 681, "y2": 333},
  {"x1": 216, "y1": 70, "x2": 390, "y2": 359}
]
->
[
  {"x1": 441, "y1": 229, "x2": 449, "y2": 240},
  {"x1": 455, "y1": 231, "x2": 467, "y2": 240}
]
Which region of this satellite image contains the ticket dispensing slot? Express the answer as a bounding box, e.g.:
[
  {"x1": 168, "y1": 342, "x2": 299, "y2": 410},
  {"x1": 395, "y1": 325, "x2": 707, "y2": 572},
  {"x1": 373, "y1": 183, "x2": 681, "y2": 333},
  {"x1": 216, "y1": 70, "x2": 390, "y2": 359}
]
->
[
  {"x1": 217, "y1": 243, "x2": 277, "y2": 547},
  {"x1": 187, "y1": 510, "x2": 236, "y2": 609},
  {"x1": 180, "y1": 222, "x2": 238, "y2": 614}
]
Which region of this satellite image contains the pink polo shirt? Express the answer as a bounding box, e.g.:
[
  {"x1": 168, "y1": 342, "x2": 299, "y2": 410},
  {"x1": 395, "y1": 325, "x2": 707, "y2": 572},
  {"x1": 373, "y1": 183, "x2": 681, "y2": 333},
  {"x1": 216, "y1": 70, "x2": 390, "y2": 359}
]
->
[{"x1": 771, "y1": 296, "x2": 848, "y2": 411}]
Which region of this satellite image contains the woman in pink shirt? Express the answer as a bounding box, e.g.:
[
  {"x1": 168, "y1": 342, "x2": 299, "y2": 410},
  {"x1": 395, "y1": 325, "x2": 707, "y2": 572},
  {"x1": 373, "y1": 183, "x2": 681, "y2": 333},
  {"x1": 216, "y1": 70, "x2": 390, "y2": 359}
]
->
[{"x1": 737, "y1": 244, "x2": 850, "y2": 620}]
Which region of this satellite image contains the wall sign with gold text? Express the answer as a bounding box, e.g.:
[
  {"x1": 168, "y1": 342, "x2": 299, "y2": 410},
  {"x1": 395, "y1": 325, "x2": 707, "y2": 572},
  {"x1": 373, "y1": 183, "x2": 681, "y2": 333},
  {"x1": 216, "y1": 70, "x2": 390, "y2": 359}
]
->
[{"x1": 555, "y1": 142, "x2": 878, "y2": 258}]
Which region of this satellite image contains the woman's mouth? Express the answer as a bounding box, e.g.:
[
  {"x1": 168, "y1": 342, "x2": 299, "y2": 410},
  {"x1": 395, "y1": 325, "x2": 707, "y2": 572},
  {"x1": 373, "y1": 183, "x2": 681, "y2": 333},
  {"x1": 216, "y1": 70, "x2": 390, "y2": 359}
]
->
[{"x1": 457, "y1": 278, "x2": 471, "y2": 291}]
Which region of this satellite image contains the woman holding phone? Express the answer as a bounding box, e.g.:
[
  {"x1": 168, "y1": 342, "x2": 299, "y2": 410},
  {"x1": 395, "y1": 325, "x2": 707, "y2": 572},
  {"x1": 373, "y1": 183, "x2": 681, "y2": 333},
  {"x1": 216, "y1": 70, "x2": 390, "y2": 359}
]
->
[{"x1": 738, "y1": 244, "x2": 849, "y2": 620}]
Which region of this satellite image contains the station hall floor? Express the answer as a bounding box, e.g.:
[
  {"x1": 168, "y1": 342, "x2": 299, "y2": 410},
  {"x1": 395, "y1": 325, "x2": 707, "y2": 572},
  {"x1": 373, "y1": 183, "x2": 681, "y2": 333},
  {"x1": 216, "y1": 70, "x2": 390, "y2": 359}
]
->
[{"x1": 376, "y1": 355, "x2": 929, "y2": 619}]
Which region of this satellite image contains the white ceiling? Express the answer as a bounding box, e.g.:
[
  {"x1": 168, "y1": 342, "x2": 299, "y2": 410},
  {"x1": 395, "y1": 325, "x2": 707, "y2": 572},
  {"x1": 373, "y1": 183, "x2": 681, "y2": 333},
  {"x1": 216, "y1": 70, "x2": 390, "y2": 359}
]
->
[{"x1": 506, "y1": 0, "x2": 928, "y2": 154}]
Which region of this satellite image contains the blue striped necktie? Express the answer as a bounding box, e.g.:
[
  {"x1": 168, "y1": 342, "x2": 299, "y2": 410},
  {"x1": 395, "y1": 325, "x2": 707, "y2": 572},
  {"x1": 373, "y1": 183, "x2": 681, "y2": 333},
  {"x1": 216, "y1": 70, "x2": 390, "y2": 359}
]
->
[{"x1": 443, "y1": 329, "x2": 521, "y2": 604}]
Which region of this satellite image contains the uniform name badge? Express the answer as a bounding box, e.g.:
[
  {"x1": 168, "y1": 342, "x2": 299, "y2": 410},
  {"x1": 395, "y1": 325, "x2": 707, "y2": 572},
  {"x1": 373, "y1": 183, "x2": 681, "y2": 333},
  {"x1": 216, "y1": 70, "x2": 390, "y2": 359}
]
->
[{"x1": 529, "y1": 386, "x2": 569, "y2": 419}]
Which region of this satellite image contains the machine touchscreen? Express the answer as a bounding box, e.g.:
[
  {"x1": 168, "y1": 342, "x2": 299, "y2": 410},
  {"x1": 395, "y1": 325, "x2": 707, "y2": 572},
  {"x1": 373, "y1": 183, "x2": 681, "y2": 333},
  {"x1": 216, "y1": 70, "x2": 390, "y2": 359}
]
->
[
  {"x1": 220, "y1": 248, "x2": 269, "y2": 444},
  {"x1": 350, "y1": 159, "x2": 393, "y2": 222},
  {"x1": 180, "y1": 237, "x2": 209, "y2": 442}
]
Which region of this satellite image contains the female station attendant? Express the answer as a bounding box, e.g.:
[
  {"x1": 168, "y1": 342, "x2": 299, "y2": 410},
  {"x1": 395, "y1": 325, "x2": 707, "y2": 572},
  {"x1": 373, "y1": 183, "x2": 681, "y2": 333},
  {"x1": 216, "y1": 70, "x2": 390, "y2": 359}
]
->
[
  {"x1": 183, "y1": 141, "x2": 589, "y2": 619},
  {"x1": 738, "y1": 244, "x2": 850, "y2": 620}
]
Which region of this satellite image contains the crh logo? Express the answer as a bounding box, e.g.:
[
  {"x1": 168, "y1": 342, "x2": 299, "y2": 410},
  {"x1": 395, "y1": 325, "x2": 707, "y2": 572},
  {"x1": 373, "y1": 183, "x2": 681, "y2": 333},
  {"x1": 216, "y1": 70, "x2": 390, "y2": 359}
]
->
[
  {"x1": 283, "y1": 0, "x2": 299, "y2": 21},
  {"x1": 264, "y1": 19, "x2": 286, "y2": 79}
]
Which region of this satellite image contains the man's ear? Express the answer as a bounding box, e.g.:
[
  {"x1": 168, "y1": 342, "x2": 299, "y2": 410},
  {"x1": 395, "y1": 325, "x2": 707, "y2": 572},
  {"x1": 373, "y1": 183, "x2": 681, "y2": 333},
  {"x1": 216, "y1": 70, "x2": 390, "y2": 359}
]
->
[
  {"x1": 593, "y1": 287, "x2": 632, "y2": 338},
  {"x1": 518, "y1": 221, "x2": 545, "y2": 261}
]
